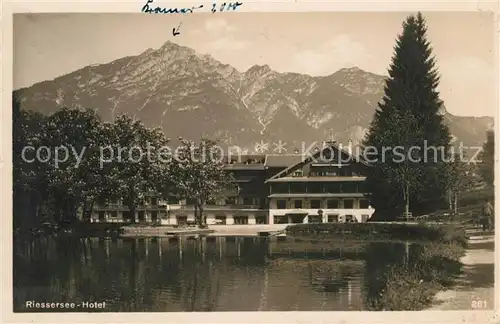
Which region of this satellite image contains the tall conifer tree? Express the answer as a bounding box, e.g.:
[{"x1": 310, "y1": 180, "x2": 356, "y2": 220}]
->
[
  {"x1": 479, "y1": 129, "x2": 494, "y2": 186},
  {"x1": 363, "y1": 12, "x2": 452, "y2": 220}
]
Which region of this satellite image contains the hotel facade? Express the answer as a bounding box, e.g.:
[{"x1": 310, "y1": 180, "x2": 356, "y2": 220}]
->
[{"x1": 90, "y1": 142, "x2": 374, "y2": 224}]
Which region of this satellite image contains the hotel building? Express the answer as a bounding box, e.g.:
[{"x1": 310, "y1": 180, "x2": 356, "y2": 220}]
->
[{"x1": 90, "y1": 142, "x2": 374, "y2": 224}]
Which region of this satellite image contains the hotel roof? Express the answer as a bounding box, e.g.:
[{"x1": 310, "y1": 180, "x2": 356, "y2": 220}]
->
[{"x1": 264, "y1": 154, "x2": 305, "y2": 168}]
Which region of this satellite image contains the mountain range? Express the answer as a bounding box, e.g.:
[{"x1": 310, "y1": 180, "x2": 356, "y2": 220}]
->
[{"x1": 14, "y1": 41, "x2": 493, "y2": 152}]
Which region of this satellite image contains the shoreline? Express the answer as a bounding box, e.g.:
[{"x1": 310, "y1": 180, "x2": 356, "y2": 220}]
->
[
  {"x1": 119, "y1": 224, "x2": 288, "y2": 237},
  {"x1": 427, "y1": 235, "x2": 494, "y2": 310}
]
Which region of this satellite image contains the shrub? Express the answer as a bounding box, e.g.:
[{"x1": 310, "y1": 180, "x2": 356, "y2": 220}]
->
[
  {"x1": 365, "y1": 241, "x2": 464, "y2": 310},
  {"x1": 365, "y1": 266, "x2": 438, "y2": 311},
  {"x1": 286, "y1": 223, "x2": 467, "y2": 246}
]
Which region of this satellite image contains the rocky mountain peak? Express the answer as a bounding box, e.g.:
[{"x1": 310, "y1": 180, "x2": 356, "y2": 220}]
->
[
  {"x1": 245, "y1": 64, "x2": 273, "y2": 76},
  {"x1": 14, "y1": 41, "x2": 493, "y2": 151}
]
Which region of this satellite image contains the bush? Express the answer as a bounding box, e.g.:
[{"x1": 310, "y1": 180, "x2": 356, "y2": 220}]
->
[
  {"x1": 365, "y1": 241, "x2": 464, "y2": 310},
  {"x1": 366, "y1": 266, "x2": 438, "y2": 311},
  {"x1": 285, "y1": 223, "x2": 467, "y2": 246}
]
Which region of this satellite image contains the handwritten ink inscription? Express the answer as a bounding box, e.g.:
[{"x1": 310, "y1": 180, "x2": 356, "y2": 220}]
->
[
  {"x1": 141, "y1": 0, "x2": 242, "y2": 14},
  {"x1": 172, "y1": 22, "x2": 182, "y2": 36},
  {"x1": 211, "y1": 1, "x2": 243, "y2": 13},
  {"x1": 141, "y1": 0, "x2": 242, "y2": 37}
]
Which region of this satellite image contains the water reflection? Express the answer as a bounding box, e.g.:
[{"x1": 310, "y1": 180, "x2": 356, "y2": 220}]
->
[{"x1": 13, "y1": 237, "x2": 430, "y2": 312}]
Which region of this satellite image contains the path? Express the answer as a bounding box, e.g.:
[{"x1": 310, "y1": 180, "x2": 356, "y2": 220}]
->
[{"x1": 428, "y1": 230, "x2": 495, "y2": 311}]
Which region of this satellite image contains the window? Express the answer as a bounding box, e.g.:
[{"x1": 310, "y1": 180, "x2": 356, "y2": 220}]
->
[
  {"x1": 215, "y1": 216, "x2": 227, "y2": 225},
  {"x1": 272, "y1": 183, "x2": 289, "y2": 193},
  {"x1": 150, "y1": 197, "x2": 158, "y2": 206},
  {"x1": 342, "y1": 183, "x2": 358, "y2": 193},
  {"x1": 276, "y1": 200, "x2": 287, "y2": 209},
  {"x1": 345, "y1": 215, "x2": 355, "y2": 222},
  {"x1": 290, "y1": 183, "x2": 306, "y2": 193},
  {"x1": 294, "y1": 200, "x2": 303, "y2": 209},
  {"x1": 243, "y1": 197, "x2": 253, "y2": 205},
  {"x1": 234, "y1": 216, "x2": 249, "y2": 225},
  {"x1": 307, "y1": 183, "x2": 323, "y2": 193},
  {"x1": 256, "y1": 216, "x2": 267, "y2": 224},
  {"x1": 274, "y1": 216, "x2": 286, "y2": 224},
  {"x1": 308, "y1": 215, "x2": 322, "y2": 223},
  {"x1": 110, "y1": 211, "x2": 118, "y2": 218},
  {"x1": 123, "y1": 211, "x2": 133, "y2": 221},
  {"x1": 324, "y1": 183, "x2": 341, "y2": 193},
  {"x1": 177, "y1": 215, "x2": 188, "y2": 225},
  {"x1": 327, "y1": 199, "x2": 340, "y2": 209},
  {"x1": 225, "y1": 197, "x2": 236, "y2": 205},
  {"x1": 310, "y1": 167, "x2": 323, "y2": 177},
  {"x1": 327, "y1": 214, "x2": 339, "y2": 223},
  {"x1": 361, "y1": 214, "x2": 370, "y2": 222},
  {"x1": 360, "y1": 199, "x2": 370, "y2": 209},
  {"x1": 292, "y1": 170, "x2": 303, "y2": 177},
  {"x1": 343, "y1": 199, "x2": 354, "y2": 209},
  {"x1": 310, "y1": 200, "x2": 321, "y2": 209}
]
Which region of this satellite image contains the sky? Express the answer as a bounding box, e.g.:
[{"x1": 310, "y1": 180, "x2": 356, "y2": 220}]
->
[{"x1": 13, "y1": 12, "x2": 496, "y2": 117}]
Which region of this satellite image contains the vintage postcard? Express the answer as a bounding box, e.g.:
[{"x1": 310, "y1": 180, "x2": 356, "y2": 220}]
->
[{"x1": 2, "y1": 1, "x2": 499, "y2": 323}]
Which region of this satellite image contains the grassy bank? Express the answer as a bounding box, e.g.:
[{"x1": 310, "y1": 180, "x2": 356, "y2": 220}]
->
[
  {"x1": 285, "y1": 223, "x2": 467, "y2": 246},
  {"x1": 285, "y1": 222, "x2": 466, "y2": 310},
  {"x1": 364, "y1": 241, "x2": 464, "y2": 310}
]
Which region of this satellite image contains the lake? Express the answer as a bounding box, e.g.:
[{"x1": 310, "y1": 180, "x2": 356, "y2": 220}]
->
[{"x1": 13, "y1": 236, "x2": 444, "y2": 312}]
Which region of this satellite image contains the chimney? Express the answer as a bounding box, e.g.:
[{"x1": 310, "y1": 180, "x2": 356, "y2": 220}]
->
[{"x1": 348, "y1": 139, "x2": 353, "y2": 155}]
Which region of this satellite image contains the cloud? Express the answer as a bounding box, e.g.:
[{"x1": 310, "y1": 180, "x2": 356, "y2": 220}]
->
[
  {"x1": 209, "y1": 37, "x2": 250, "y2": 52},
  {"x1": 204, "y1": 18, "x2": 235, "y2": 34},
  {"x1": 195, "y1": 18, "x2": 248, "y2": 54},
  {"x1": 289, "y1": 35, "x2": 373, "y2": 75}
]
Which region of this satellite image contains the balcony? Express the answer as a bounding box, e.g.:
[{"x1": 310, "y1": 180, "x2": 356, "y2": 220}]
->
[{"x1": 96, "y1": 203, "x2": 168, "y2": 211}]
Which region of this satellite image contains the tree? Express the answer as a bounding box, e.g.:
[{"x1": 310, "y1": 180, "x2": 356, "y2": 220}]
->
[
  {"x1": 444, "y1": 155, "x2": 476, "y2": 217},
  {"x1": 43, "y1": 107, "x2": 103, "y2": 223},
  {"x1": 363, "y1": 12, "x2": 452, "y2": 221},
  {"x1": 13, "y1": 94, "x2": 50, "y2": 229},
  {"x1": 170, "y1": 138, "x2": 233, "y2": 227},
  {"x1": 478, "y1": 129, "x2": 494, "y2": 186},
  {"x1": 103, "y1": 115, "x2": 169, "y2": 223}
]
